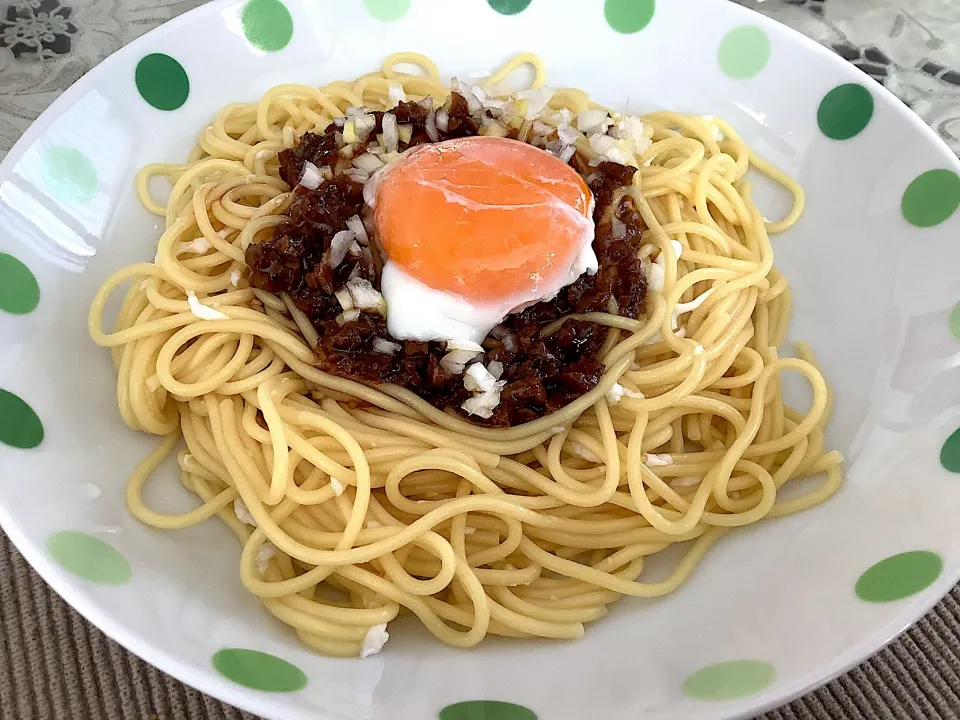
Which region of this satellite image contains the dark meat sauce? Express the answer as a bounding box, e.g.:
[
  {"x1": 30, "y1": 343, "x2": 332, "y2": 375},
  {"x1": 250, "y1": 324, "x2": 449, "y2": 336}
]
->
[{"x1": 246, "y1": 93, "x2": 647, "y2": 427}]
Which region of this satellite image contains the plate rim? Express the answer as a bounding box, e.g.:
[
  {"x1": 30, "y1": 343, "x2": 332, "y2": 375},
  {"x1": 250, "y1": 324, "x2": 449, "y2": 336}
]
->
[{"x1": 0, "y1": 1, "x2": 958, "y2": 719}]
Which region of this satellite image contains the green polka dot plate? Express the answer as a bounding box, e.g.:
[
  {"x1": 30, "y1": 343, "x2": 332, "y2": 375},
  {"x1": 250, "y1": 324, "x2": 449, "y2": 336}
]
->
[{"x1": 0, "y1": 1, "x2": 959, "y2": 719}]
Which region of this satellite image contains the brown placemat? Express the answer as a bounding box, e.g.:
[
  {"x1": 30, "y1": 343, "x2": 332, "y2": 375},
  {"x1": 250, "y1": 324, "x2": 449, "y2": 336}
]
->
[{"x1": 3, "y1": 532, "x2": 960, "y2": 720}]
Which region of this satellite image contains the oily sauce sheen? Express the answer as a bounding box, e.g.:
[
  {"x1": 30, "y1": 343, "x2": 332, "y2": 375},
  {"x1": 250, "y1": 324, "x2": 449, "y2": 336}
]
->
[{"x1": 245, "y1": 94, "x2": 647, "y2": 426}]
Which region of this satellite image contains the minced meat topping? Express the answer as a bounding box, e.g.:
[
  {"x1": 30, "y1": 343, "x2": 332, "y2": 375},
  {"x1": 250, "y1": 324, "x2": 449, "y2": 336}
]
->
[{"x1": 245, "y1": 93, "x2": 647, "y2": 427}]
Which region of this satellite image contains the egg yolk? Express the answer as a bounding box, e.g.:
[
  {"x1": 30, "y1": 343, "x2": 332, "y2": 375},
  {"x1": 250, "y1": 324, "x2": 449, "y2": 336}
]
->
[{"x1": 373, "y1": 136, "x2": 594, "y2": 304}]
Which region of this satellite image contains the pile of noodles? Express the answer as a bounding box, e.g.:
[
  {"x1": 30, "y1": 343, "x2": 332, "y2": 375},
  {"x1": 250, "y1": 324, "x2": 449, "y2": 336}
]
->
[{"x1": 88, "y1": 53, "x2": 842, "y2": 657}]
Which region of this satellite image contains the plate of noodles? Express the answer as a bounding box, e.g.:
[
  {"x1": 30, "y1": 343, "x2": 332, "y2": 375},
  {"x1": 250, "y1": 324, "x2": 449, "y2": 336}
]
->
[{"x1": 1, "y1": 0, "x2": 959, "y2": 718}]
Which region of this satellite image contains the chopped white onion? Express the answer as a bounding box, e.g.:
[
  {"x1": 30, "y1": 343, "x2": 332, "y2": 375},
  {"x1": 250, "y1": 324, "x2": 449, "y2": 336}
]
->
[
  {"x1": 577, "y1": 109, "x2": 610, "y2": 133},
  {"x1": 363, "y1": 169, "x2": 385, "y2": 207},
  {"x1": 346, "y1": 278, "x2": 386, "y2": 314},
  {"x1": 606, "y1": 382, "x2": 643, "y2": 405},
  {"x1": 616, "y1": 116, "x2": 647, "y2": 141},
  {"x1": 571, "y1": 442, "x2": 601, "y2": 463},
  {"x1": 344, "y1": 169, "x2": 369, "y2": 183},
  {"x1": 645, "y1": 453, "x2": 673, "y2": 467},
  {"x1": 558, "y1": 125, "x2": 579, "y2": 146},
  {"x1": 353, "y1": 112, "x2": 376, "y2": 137},
  {"x1": 373, "y1": 337, "x2": 401, "y2": 355},
  {"x1": 702, "y1": 115, "x2": 724, "y2": 140},
  {"x1": 336, "y1": 309, "x2": 361, "y2": 325},
  {"x1": 234, "y1": 499, "x2": 256, "y2": 526},
  {"x1": 440, "y1": 341, "x2": 483, "y2": 374},
  {"x1": 387, "y1": 83, "x2": 407, "y2": 107},
  {"x1": 425, "y1": 109, "x2": 440, "y2": 142},
  {"x1": 345, "y1": 215, "x2": 369, "y2": 245},
  {"x1": 461, "y1": 362, "x2": 507, "y2": 418},
  {"x1": 488, "y1": 360, "x2": 504, "y2": 380},
  {"x1": 491, "y1": 325, "x2": 518, "y2": 353},
  {"x1": 589, "y1": 134, "x2": 637, "y2": 166},
  {"x1": 397, "y1": 123, "x2": 413, "y2": 145},
  {"x1": 327, "y1": 230, "x2": 356, "y2": 268},
  {"x1": 532, "y1": 120, "x2": 554, "y2": 137},
  {"x1": 187, "y1": 291, "x2": 229, "y2": 321},
  {"x1": 334, "y1": 287, "x2": 354, "y2": 311},
  {"x1": 463, "y1": 363, "x2": 499, "y2": 393},
  {"x1": 480, "y1": 119, "x2": 508, "y2": 138},
  {"x1": 382, "y1": 113, "x2": 399, "y2": 153},
  {"x1": 299, "y1": 161, "x2": 323, "y2": 190},
  {"x1": 643, "y1": 256, "x2": 665, "y2": 292},
  {"x1": 589, "y1": 134, "x2": 616, "y2": 155},
  {"x1": 440, "y1": 349, "x2": 480, "y2": 375},
  {"x1": 517, "y1": 88, "x2": 554, "y2": 119},
  {"x1": 453, "y1": 79, "x2": 483, "y2": 114},
  {"x1": 353, "y1": 153, "x2": 385, "y2": 174},
  {"x1": 559, "y1": 145, "x2": 577, "y2": 163},
  {"x1": 436, "y1": 108, "x2": 449, "y2": 132},
  {"x1": 446, "y1": 339, "x2": 484, "y2": 353},
  {"x1": 461, "y1": 381, "x2": 505, "y2": 419},
  {"x1": 361, "y1": 624, "x2": 389, "y2": 658},
  {"x1": 256, "y1": 542, "x2": 277, "y2": 574},
  {"x1": 611, "y1": 217, "x2": 626, "y2": 239},
  {"x1": 187, "y1": 237, "x2": 210, "y2": 254}
]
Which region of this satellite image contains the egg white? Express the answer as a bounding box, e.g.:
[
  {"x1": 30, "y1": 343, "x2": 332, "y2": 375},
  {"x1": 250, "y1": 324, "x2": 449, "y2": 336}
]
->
[{"x1": 380, "y1": 231, "x2": 598, "y2": 345}]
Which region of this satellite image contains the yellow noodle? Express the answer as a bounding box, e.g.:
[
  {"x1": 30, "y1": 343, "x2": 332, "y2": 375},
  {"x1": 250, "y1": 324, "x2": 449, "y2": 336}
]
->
[{"x1": 89, "y1": 53, "x2": 841, "y2": 657}]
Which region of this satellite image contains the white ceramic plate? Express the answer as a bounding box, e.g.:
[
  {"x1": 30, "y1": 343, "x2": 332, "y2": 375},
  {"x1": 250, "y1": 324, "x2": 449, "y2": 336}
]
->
[{"x1": 2, "y1": 0, "x2": 960, "y2": 718}]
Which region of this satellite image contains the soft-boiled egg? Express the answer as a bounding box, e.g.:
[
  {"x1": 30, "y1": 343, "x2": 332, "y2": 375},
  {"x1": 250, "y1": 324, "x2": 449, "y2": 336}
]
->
[{"x1": 372, "y1": 136, "x2": 597, "y2": 344}]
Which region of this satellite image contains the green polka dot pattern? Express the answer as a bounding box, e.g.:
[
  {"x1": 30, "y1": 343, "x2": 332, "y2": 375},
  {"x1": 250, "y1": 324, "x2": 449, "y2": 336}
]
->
[
  {"x1": 363, "y1": 0, "x2": 410, "y2": 22},
  {"x1": 439, "y1": 700, "x2": 537, "y2": 720},
  {"x1": 488, "y1": 0, "x2": 532, "y2": 14},
  {"x1": 817, "y1": 84, "x2": 873, "y2": 140},
  {"x1": 41, "y1": 145, "x2": 97, "y2": 205},
  {"x1": 942, "y1": 427, "x2": 960, "y2": 473},
  {"x1": 135, "y1": 53, "x2": 190, "y2": 111},
  {"x1": 242, "y1": 0, "x2": 293, "y2": 52},
  {"x1": 47, "y1": 531, "x2": 131, "y2": 585},
  {"x1": 856, "y1": 551, "x2": 943, "y2": 602},
  {"x1": 718, "y1": 26, "x2": 771, "y2": 79},
  {"x1": 0, "y1": 390, "x2": 43, "y2": 449},
  {"x1": 901, "y1": 169, "x2": 960, "y2": 228},
  {"x1": 950, "y1": 302, "x2": 960, "y2": 340},
  {"x1": 604, "y1": 0, "x2": 655, "y2": 34},
  {"x1": 682, "y1": 660, "x2": 776, "y2": 701},
  {"x1": 0, "y1": 253, "x2": 39, "y2": 315},
  {"x1": 212, "y1": 649, "x2": 307, "y2": 692}
]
